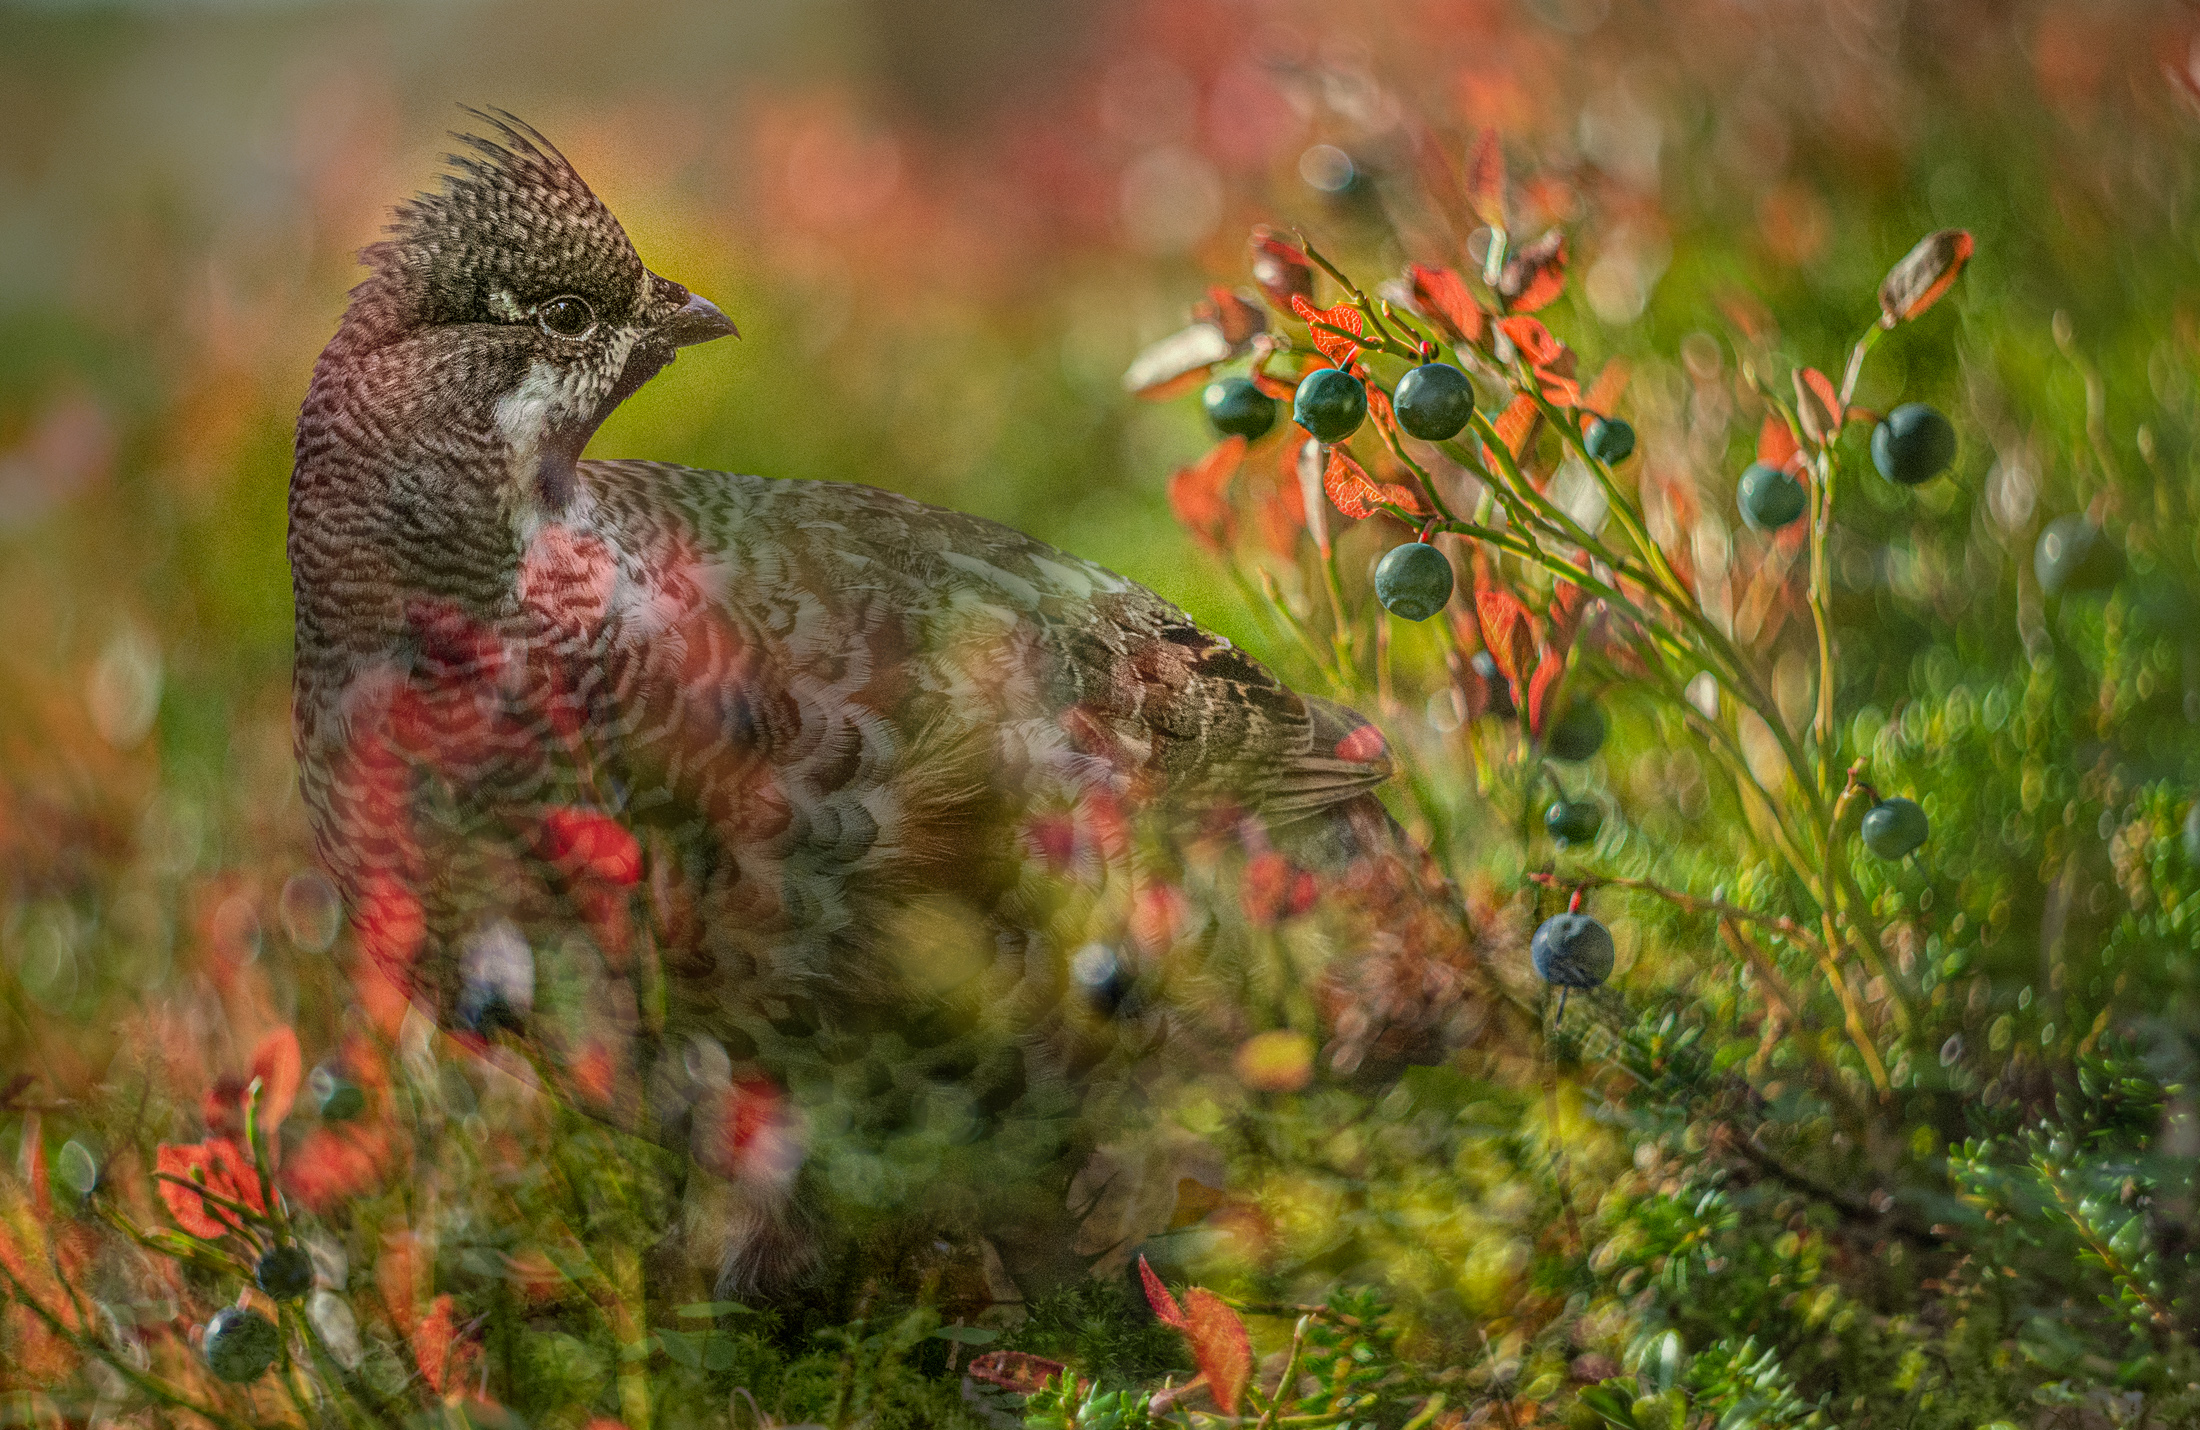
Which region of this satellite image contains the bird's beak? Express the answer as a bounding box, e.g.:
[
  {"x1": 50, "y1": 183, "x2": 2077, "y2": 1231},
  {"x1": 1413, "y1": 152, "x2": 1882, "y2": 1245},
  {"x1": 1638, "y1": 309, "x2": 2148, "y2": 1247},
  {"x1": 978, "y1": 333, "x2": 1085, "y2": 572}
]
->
[{"x1": 662, "y1": 291, "x2": 738, "y2": 347}]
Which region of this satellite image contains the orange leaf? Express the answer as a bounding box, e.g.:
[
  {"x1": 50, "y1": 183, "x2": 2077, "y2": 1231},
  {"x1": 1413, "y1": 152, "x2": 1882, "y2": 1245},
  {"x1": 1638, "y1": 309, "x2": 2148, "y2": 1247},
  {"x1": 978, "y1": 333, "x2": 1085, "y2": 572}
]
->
[
  {"x1": 1249, "y1": 227, "x2": 1314, "y2": 311},
  {"x1": 1498, "y1": 316, "x2": 1565, "y2": 370},
  {"x1": 1475, "y1": 590, "x2": 1536, "y2": 691},
  {"x1": 1322, "y1": 447, "x2": 1384, "y2": 520},
  {"x1": 1288, "y1": 294, "x2": 1367, "y2": 368},
  {"x1": 1168, "y1": 437, "x2": 1246, "y2": 549},
  {"x1": 412, "y1": 1294, "x2": 481, "y2": 1397},
  {"x1": 1580, "y1": 359, "x2": 1631, "y2": 420},
  {"x1": 1757, "y1": 414, "x2": 1800, "y2": 470},
  {"x1": 250, "y1": 1028, "x2": 302, "y2": 1136},
  {"x1": 1493, "y1": 394, "x2": 1540, "y2": 459},
  {"x1": 1407, "y1": 263, "x2": 1487, "y2": 346},
  {"x1": 1498, "y1": 231, "x2": 1567, "y2": 313},
  {"x1": 542, "y1": 807, "x2": 642, "y2": 885},
  {"x1": 1122, "y1": 323, "x2": 1233, "y2": 399},
  {"x1": 155, "y1": 1139, "x2": 263, "y2": 1240},
  {"x1": 1525, "y1": 650, "x2": 1568, "y2": 738},
  {"x1": 1182, "y1": 1289, "x2": 1254, "y2": 1415},
  {"x1": 1877, "y1": 229, "x2": 1973, "y2": 326},
  {"x1": 1467, "y1": 128, "x2": 1507, "y2": 229},
  {"x1": 1793, "y1": 367, "x2": 1843, "y2": 445},
  {"x1": 1138, "y1": 1255, "x2": 1188, "y2": 1329},
  {"x1": 1547, "y1": 581, "x2": 1590, "y2": 657}
]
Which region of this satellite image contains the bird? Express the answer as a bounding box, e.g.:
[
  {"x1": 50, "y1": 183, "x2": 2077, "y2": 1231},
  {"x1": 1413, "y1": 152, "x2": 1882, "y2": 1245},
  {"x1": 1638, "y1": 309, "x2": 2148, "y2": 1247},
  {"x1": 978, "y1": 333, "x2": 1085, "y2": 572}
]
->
[{"x1": 288, "y1": 112, "x2": 1499, "y2": 1303}]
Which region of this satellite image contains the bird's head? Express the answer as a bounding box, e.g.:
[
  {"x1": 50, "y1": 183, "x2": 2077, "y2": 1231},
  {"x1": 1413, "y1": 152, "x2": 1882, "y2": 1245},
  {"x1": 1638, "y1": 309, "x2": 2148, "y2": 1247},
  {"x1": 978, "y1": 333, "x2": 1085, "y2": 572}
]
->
[{"x1": 310, "y1": 111, "x2": 735, "y2": 506}]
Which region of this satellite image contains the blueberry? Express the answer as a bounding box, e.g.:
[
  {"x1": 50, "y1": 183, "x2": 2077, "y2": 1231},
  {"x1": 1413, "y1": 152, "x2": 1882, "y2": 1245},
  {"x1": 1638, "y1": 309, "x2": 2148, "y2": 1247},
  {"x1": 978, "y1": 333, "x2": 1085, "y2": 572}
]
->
[
  {"x1": 310, "y1": 1065, "x2": 365, "y2": 1122},
  {"x1": 1871, "y1": 403, "x2": 1957, "y2": 486},
  {"x1": 1543, "y1": 702, "x2": 1606, "y2": 762},
  {"x1": 255, "y1": 1245, "x2": 316, "y2": 1301},
  {"x1": 1532, "y1": 913, "x2": 1616, "y2": 989},
  {"x1": 1472, "y1": 651, "x2": 1516, "y2": 719},
  {"x1": 1202, "y1": 377, "x2": 1276, "y2": 441},
  {"x1": 203, "y1": 1306, "x2": 281, "y2": 1383},
  {"x1": 2034, "y1": 515, "x2": 2120, "y2": 596},
  {"x1": 1737, "y1": 462, "x2": 1807, "y2": 530},
  {"x1": 1860, "y1": 797, "x2": 1929, "y2": 860},
  {"x1": 1392, "y1": 362, "x2": 1476, "y2": 441},
  {"x1": 1374, "y1": 542, "x2": 1454, "y2": 621},
  {"x1": 1544, "y1": 800, "x2": 1602, "y2": 846},
  {"x1": 1293, "y1": 367, "x2": 1368, "y2": 444},
  {"x1": 1585, "y1": 417, "x2": 1635, "y2": 464}
]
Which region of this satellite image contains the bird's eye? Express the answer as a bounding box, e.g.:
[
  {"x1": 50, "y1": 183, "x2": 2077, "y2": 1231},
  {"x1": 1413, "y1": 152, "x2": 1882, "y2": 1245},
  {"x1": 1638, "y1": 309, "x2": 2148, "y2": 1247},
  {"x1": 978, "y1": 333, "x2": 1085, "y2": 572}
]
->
[{"x1": 536, "y1": 295, "x2": 595, "y2": 339}]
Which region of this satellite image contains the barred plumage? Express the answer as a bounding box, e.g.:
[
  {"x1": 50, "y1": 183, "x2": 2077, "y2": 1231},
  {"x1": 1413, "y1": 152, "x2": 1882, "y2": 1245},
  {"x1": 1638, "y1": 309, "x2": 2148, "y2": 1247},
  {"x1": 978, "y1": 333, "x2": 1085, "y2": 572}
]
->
[{"x1": 290, "y1": 112, "x2": 1498, "y2": 1299}]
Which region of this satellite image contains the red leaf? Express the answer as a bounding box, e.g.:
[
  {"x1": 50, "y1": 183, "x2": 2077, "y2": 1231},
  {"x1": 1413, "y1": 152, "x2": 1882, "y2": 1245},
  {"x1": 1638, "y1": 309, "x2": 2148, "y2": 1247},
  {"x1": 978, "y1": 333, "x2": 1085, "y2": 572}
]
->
[
  {"x1": 1498, "y1": 231, "x2": 1567, "y2": 313},
  {"x1": 19, "y1": 1110, "x2": 46, "y2": 1218},
  {"x1": 282, "y1": 1124, "x2": 394, "y2": 1215},
  {"x1": 1193, "y1": 287, "x2": 1268, "y2": 347},
  {"x1": 412, "y1": 1294, "x2": 481, "y2": 1397},
  {"x1": 542, "y1": 807, "x2": 642, "y2": 885},
  {"x1": 1467, "y1": 128, "x2": 1507, "y2": 229},
  {"x1": 1407, "y1": 263, "x2": 1487, "y2": 346},
  {"x1": 1580, "y1": 359, "x2": 1631, "y2": 419},
  {"x1": 1793, "y1": 367, "x2": 1843, "y2": 445},
  {"x1": 1498, "y1": 316, "x2": 1565, "y2": 369},
  {"x1": 1322, "y1": 447, "x2": 1384, "y2": 520},
  {"x1": 1757, "y1": 414, "x2": 1800, "y2": 471},
  {"x1": 1168, "y1": 437, "x2": 1246, "y2": 550},
  {"x1": 249, "y1": 1028, "x2": 302, "y2": 1135},
  {"x1": 1525, "y1": 650, "x2": 1568, "y2": 739},
  {"x1": 969, "y1": 1350, "x2": 1070, "y2": 1394},
  {"x1": 1877, "y1": 229, "x2": 1973, "y2": 326},
  {"x1": 1289, "y1": 294, "x2": 1367, "y2": 367},
  {"x1": 1182, "y1": 1289, "x2": 1254, "y2": 1415},
  {"x1": 1475, "y1": 590, "x2": 1536, "y2": 692},
  {"x1": 1249, "y1": 228, "x2": 1315, "y2": 311},
  {"x1": 1138, "y1": 1255, "x2": 1188, "y2": 1329}
]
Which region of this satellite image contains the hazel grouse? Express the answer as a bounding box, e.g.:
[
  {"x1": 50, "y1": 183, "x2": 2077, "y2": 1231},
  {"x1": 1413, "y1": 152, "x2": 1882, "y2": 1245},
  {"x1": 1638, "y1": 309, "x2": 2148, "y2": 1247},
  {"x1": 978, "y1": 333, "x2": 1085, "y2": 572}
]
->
[{"x1": 289, "y1": 113, "x2": 1492, "y2": 1295}]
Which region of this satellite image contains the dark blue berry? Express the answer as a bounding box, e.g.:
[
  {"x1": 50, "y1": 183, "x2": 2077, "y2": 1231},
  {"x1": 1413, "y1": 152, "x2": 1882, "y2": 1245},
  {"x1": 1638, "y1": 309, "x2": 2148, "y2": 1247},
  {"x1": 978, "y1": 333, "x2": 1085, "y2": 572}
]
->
[
  {"x1": 255, "y1": 1245, "x2": 316, "y2": 1301},
  {"x1": 1544, "y1": 800, "x2": 1602, "y2": 846},
  {"x1": 1392, "y1": 363, "x2": 1476, "y2": 441},
  {"x1": 1860, "y1": 797, "x2": 1929, "y2": 860},
  {"x1": 1532, "y1": 913, "x2": 1616, "y2": 989},
  {"x1": 1585, "y1": 417, "x2": 1635, "y2": 464},
  {"x1": 310, "y1": 1065, "x2": 365, "y2": 1121},
  {"x1": 1871, "y1": 403, "x2": 1956, "y2": 486},
  {"x1": 1293, "y1": 368, "x2": 1367, "y2": 444},
  {"x1": 1374, "y1": 542, "x2": 1454, "y2": 621},
  {"x1": 1202, "y1": 377, "x2": 1277, "y2": 440},
  {"x1": 203, "y1": 1306, "x2": 281, "y2": 1383},
  {"x1": 1543, "y1": 702, "x2": 1606, "y2": 762},
  {"x1": 1737, "y1": 462, "x2": 1807, "y2": 530},
  {"x1": 2034, "y1": 515, "x2": 2120, "y2": 596},
  {"x1": 1472, "y1": 652, "x2": 1516, "y2": 719}
]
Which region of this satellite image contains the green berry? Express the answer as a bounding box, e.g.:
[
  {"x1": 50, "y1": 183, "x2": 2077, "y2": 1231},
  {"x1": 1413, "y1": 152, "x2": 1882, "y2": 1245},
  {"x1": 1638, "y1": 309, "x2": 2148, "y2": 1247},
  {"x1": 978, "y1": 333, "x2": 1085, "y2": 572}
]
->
[
  {"x1": 203, "y1": 1306, "x2": 281, "y2": 1383},
  {"x1": 1543, "y1": 702, "x2": 1606, "y2": 762},
  {"x1": 1392, "y1": 362, "x2": 1475, "y2": 441},
  {"x1": 310, "y1": 1065, "x2": 365, "y2": 1122},
  {"x1": 2034, "y1": 515, "x2": 2120, "y2": 596},
  {"x1": 1544, "y1": 800, "x2": 1602, "y2": 845},
  {"x1": 1202, "y1": 377, "x2": 1276, "y2": 441},
  {"x1": 1532, "y1": 913, "x2": 1615, "y2": 988},
  {"x1": 2185, "y1": 804, "x2": 2200, "y2": 866},
  {"x1": 1585, "y1": 417, "x2": 1635, "y2": 464},
  {"x1": 1860, "y1": 797, "x2": 1929, "y2": 860},
  {"x1": 1871, "y1": 403, "x2": 1957, "y2": 486},
  {"x1": 55, "y1": 1140, "x2": 99, "y2": 1201},
  {"x1": 1293, "y1": 367, "x2": 1367, "y2": 443},
  {"x1": 1737, "y1": 462, "x2": 1807, "y2": 530},
  {"x1": 1374, "y1": 542, "x2": 1454, "y2": 621},
  {"x1": 255, "y1": 1245, "x2": 316, "y2": 1301}
]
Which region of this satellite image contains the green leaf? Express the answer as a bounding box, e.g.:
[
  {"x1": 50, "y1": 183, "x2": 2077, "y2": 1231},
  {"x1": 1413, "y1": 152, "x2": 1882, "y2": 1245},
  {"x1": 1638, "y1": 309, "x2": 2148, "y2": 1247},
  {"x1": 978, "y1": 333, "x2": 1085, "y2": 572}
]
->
[{"x1": 674, "y1": 1300, "x2": 752, "y2": 1319}]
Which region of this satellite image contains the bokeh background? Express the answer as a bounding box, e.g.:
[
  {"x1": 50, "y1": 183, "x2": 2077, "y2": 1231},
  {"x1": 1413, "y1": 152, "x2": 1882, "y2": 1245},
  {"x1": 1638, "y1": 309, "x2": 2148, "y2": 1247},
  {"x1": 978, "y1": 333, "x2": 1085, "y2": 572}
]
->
[{"x1": 3, "y1": 0, "x2": 2198, "y2": 1287}]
